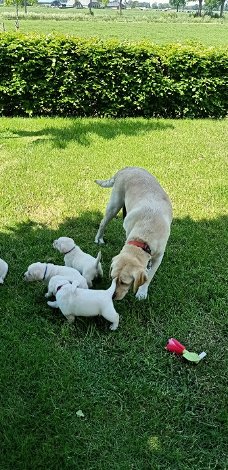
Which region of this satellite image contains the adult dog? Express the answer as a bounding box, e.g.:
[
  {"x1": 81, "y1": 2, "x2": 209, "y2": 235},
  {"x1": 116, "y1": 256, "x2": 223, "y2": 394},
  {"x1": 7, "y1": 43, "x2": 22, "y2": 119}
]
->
[{"x1": 95, "y1": 167, "x2": 172, "y2": 300}]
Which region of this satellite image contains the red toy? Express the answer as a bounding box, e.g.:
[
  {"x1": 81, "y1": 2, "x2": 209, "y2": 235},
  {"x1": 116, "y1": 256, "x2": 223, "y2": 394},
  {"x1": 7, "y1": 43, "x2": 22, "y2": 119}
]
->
[{"x1": 165, "y1": 338, "x2": 206, "y2": 363}]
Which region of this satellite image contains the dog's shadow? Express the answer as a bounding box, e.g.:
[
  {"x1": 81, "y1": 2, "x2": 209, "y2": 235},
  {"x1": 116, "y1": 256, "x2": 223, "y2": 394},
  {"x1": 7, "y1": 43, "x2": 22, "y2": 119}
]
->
[{"x1": 0, "y1": 212, "x2": 227, "y2": 334}]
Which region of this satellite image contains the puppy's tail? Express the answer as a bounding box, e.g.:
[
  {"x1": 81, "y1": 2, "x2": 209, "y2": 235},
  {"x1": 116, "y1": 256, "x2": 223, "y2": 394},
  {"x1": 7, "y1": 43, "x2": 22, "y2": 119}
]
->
[
  {"x1": 95, "y1": 251, "x2": 102, "y2": 267},
  {"x1": 107, "y1": 277, "x2": 117, "y2": 297},
  {"x1": 95, "y1": 177, "x2": 115, "y2": 188}
]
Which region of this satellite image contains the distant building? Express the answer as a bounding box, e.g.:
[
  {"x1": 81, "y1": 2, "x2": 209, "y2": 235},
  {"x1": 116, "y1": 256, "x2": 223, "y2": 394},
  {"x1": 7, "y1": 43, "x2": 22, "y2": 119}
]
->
[
  {"x1": 37, "y1": 0, "x2": 54, "y2": 5},
  {"x1": 106, "y1": 1, "x2": 125, "y2": 7},
  {"x1": 80, "y1": 0, "x2": 100, "y2": 6}
]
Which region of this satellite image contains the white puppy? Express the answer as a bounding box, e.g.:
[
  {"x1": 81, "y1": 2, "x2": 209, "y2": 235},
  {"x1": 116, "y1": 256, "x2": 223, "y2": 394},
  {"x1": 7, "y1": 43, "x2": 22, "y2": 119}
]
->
[
  {"x1": 0, "y1": 258, "x2": 8, "y2": 284},
  {"x1": 53, "y1": 237, "x2": 103, "y2": 287},
  {"x1": 45, "y1": 275, "x2": 72, "y2": 299},
  {"x1": 47, "y1": 276, "x2": 119, "y2": 331},
  {"x1": 24, "y1": 262, "x2": 88, "y2": 289}
]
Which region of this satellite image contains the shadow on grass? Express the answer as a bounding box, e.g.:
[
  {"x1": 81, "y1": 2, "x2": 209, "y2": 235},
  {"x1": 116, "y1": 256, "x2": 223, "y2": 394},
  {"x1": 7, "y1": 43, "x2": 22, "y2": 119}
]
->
[
  {"x1": 0, "y1": 210, "x2": 227, "y2": 333},
  {"x1": 1, "y1": 118, "x2": 174, "y2": 148}
]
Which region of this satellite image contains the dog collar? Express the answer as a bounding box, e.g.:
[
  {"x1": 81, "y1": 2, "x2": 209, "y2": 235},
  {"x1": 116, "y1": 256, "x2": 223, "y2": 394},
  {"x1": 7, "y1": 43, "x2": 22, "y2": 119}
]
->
[
  {"x1": 56, "y1": 281, "x2": 71, "y2": 292},
  {"x1": 127, "y1": 240, "x2": 151, "y2": 255},
  {"x1": 64, "y1": 246, "x2": 76, "y2": 255},
  {"x1": 43, "y1": 264, "x2": 48, "y2": 280}
]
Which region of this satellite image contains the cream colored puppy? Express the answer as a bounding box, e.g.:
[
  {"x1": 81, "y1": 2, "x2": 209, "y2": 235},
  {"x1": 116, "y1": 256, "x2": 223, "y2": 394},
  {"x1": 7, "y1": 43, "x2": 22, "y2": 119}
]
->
[
  {"x1": 0, "y1": 258, "x2": 8, "y2": 284},
  {"x1": 47, "y1": 276, "x2": 119, "y2": 331},
  {"x1": 24, "y1": 262, "x2": 88, "y2": 289},
  {"x1": 45, "y1": 275, "x2": 72, "y2": 299},
  {"x1": 95, "y1": 167, "x2": 172, "y2": 300},
  {"x1": 53, "y1": 236, "x2": 103, "y2": 287}
]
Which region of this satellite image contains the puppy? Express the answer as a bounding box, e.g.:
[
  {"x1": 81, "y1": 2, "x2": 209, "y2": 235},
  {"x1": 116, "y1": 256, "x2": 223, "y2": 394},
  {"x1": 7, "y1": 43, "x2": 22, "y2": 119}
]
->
[
  {"x1": 53, "y1": 236, "x2": 103, "y2": 287},
  {"x1": 24, "y1": 262, "x2": 88, "y2": 289},
  {"x1": 0, "y1": 258, "x2": 8, "y2": 284},
  {"x1": 45, "y1": 275, "x2": 71, "y2": 299},
  {"x1": 95, "y1": 167, "x2": 172, "y2": 300},
  {"x1": 47, "y1": 276, "x2": 119, "y2": 331}
]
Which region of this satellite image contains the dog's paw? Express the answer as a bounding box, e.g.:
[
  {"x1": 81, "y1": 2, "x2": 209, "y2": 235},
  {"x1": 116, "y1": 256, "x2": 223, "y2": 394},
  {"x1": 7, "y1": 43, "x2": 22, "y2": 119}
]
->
[
  {"x1": 109, "y1": 323, "x2": 118, "y2": 331},
  {"x1": 94, "y1": 237, "x2": 105, "y2": 245},
  {"x1": 135, "y1": 286, "x2": 148, "y2": 300}
]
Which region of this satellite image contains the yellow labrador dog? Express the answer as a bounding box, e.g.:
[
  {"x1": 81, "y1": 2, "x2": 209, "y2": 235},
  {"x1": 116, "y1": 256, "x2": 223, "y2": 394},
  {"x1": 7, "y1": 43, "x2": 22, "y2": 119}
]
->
[{"x1": 95, "y1": 167, "x2": 172, "y2": 300}]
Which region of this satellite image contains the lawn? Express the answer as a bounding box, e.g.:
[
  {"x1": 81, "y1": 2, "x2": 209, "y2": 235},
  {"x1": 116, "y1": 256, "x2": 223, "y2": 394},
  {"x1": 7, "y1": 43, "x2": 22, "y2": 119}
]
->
[
  {"x1": 0, "y1": 117, "x2": 227, "y2": 469},
  {"x1": 1, "y1": 7, "x2": 228, "y2": 46}
]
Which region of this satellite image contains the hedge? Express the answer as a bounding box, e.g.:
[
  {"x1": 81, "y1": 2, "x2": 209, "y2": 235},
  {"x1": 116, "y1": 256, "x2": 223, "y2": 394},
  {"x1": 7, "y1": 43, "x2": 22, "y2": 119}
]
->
[{"x1": 0, "y1": 33, "x2": 227, "y2": 118}]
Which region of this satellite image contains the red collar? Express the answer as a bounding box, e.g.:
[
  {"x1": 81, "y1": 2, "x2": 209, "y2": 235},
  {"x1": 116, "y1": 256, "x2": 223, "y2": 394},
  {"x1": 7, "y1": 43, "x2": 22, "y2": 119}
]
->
[{"x1": 127, "y1": 240, "x2": 151, "y2": 255}]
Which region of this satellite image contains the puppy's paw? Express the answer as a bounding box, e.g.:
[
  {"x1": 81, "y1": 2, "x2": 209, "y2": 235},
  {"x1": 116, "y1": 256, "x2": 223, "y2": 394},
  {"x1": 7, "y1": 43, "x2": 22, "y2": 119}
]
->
[
  {"x1": 0, "y1": 278, "x2": 4, "y2": 284},
  {"x1": 109, "y1": 323, "x2": 118, "y2": 331},
  {"x1": 47, "y1": 300, "x2": 58, "y2": 308}
]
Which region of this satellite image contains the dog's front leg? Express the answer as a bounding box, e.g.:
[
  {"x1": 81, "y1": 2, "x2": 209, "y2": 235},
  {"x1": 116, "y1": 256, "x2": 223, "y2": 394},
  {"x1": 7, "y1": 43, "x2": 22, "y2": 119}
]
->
[
  {"x1": 47, "y1": 300, "x2": 58, "y2": 308},
  {"x1": 45, "y1": 290, "x2": 52, "y2": 299},
  {"x1": 135, "y1": 254, "x2": 164, "y2": 300}
]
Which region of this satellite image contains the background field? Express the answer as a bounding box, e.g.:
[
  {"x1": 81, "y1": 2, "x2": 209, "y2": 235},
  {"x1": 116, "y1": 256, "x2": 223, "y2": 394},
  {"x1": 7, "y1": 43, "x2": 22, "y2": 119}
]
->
[
  {"x1": 0, "y1": 117, "x2": 227, "y2": 469},
  {"x1": 1, "y1": 7, "x2": 228, "y2": 45}
]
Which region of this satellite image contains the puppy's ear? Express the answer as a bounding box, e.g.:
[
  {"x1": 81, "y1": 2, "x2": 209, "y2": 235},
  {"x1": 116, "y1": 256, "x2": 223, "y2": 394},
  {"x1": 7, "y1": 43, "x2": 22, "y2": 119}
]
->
[
  {"x1": 133, "y1": 270, "x2": 148, "y2": 293},
  {"x1": 71, "y1": 280, "x2": 80, "y2": 293}
]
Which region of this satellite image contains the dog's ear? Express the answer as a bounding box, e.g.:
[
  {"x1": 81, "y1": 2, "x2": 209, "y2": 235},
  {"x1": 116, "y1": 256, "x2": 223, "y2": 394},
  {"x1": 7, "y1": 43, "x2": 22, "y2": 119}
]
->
[
  {"x1": 133, "y1": 270, "x2": 148, "y2": 293},
  {"x1": 71, "y1": 280, "x2": 80, "y2": 293}
]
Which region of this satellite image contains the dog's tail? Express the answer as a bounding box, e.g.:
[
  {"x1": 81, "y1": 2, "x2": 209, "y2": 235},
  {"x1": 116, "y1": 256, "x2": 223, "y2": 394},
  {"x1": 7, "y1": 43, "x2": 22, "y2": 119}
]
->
[
  {"x1": 95, "y1": 177, "x2": 115, "y2": 188},
  {"x1": 95, "y1": 251, "x2": 102, "y2": 267},
  {"x1": 107, "y1": 277, "x2": 117, "y2": 297}
]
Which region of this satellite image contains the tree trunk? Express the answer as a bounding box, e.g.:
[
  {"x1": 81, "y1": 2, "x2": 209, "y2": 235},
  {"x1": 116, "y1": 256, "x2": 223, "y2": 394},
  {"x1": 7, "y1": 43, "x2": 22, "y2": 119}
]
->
[
  {"x1": 198, "y1": 0, "x2": 202, "y2": 16},
  {"x1": 119, "y1": 0, "x2": 123, "y2": 15},
  {"x1": 220, "y1": 0, "x2": 225, "y2": 16},
  {"x1": 24, "y1": 0, "x2": 28, "y2": 14},
  {"x1": 15, "y1": 2, "x2": 19, "y2": 29}
]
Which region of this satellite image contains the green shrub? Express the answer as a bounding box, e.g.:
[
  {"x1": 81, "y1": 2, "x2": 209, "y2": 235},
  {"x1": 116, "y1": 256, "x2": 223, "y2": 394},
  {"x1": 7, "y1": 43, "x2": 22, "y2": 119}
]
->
[{"x1": 0, "y1": 33, "x2": 227, "y2": 117}]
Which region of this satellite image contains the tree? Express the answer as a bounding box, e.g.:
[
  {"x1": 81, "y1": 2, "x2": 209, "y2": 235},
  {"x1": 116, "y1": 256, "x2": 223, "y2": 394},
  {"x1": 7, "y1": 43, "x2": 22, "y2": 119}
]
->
[
  {"x1": 169, "y1": 0, "x2": 186, "y2": 11},
  {"x1": 5, "y1": 0, "x2": 37, "y2": 23},
  {"x1": 204, "y1": 0, "x2": 219, "y2": 14},
  {"x1": 219, "y1": 0, "x2": 225, "y2": 16}
]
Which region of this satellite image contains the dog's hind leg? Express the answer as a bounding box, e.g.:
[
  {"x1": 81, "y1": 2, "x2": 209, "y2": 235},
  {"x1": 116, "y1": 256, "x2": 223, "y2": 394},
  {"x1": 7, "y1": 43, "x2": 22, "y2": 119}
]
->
[
  {"x1": 95, "y1": 191, "x2": 124, "y2": 244},
  {"x1": 65, "y1": 314, "x2": 75, "y2": 324},
  {"x1": 102, "y1": 307, "x2": 119, "y2": 330},
  {"x1": 47, "y1": 300, "x2": 58, "y2": 308}
]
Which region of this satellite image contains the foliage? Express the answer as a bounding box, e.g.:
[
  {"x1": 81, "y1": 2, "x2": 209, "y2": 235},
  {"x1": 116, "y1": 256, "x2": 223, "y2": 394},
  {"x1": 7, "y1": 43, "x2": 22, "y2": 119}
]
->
[
  {"x1": 0, "y1": 34, "x2": 227, "y2": 118},
  {"x1": 169, "y1": 0, "x2": 186, "y2": 13}
]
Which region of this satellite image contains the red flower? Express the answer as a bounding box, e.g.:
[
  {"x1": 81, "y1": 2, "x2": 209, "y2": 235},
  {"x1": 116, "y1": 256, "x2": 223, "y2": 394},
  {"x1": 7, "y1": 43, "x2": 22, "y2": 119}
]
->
[{"x1": 165, "y1": 338, "x2": 186, "y2": 355}]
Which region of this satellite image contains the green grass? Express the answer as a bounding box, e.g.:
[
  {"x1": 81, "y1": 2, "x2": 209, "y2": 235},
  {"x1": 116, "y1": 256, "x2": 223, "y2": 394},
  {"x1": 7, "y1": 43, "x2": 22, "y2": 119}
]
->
[
  {"x1": 0, "y1": 117, "x2": 227, "y2": 469},
  {"x1": 1, "y1": 7, "x2": 228, "y2": 45}
]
